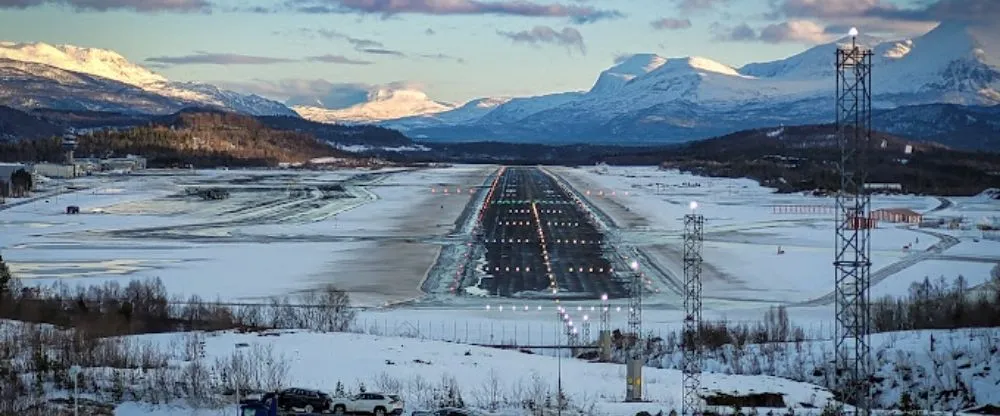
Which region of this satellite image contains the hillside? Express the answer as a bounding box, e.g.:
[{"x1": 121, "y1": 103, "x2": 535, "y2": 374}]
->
[
  {"x1": 0, "y1": 110, "x2": 364, "y2": 167},
  {"x1": 604, "y1": 124, "x2": 1000, "y2": 196},
  {"x1": 0, "y1": 42, "x2": 296, "y2": 117},
  {"x1": 375, "y1": 22, "x2": 1000, "y2": 147},
  {"x1": 0, "y1": 105, "x2": 66, "y2": 141}
]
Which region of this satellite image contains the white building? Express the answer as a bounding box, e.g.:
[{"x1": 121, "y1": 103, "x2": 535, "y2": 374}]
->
[
  {"x1": 32, "y1": 163, "x2": 80, "y2": 179},
  {"x1": 0, "y1": 162, "x2": 26, "y2": 181}
]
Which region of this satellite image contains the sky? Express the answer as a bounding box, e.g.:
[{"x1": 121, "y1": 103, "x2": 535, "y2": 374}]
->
[{"x1": 0, "y1": 0, "x2": 987, "y2": 107}]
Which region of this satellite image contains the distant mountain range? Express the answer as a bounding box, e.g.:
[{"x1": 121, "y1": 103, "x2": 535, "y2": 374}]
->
[
  {"x1": 1, "y1": 22, "x2": 1000, "y2": 151},
  {"x1": 0, "y1": 41, "x2": 296, "y2": 117},
  {"x1": 366, "y1": 22, "x2": 1000, "y2": 148}
]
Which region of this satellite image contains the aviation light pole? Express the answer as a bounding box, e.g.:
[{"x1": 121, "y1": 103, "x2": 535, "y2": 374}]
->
[
  {"x1": 682, "y1": 201, "x2": 704, "y2": 415},
  {"x1": 834, "y1": 27, "x2": 874, "y2": 415}
]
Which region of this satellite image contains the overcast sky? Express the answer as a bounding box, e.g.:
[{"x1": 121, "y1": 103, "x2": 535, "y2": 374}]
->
[{"x1": 0, "y1": 0, "x2": 987, "y2": 105}]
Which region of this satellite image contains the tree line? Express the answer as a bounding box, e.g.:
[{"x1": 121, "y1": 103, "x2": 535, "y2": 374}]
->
[
  {"x1": 0, "y1": 168, "x2": 33, "y2": 198},
  {"x1": 0, "y1": 111, "x2": 361, "y2": 168}
]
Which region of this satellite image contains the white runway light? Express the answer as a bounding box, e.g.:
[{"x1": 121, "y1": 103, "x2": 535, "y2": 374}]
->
[
  {"x1": 689, "y1": 201, "x2": 698, "y2": 211},
  {"x1": 849, "y1": 27, "x2": 859, "y2": 37}
]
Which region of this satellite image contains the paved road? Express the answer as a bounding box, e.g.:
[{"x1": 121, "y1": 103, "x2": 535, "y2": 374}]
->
[
  {"x1": 797, "y1": 227, "x2": 961, "y2": 306},
  {"x1": 927, "y1": 197, "x2": 953, "y2": 213},
  {"x1": 463, "y1": 167, "x2": 628, "y2": 299}
]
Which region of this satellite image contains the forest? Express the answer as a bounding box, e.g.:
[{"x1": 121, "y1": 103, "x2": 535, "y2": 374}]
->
[
  {"x1": 603, "y1": 125, "x2": 1000, "y2": 196},
  {"x1": 0, "y1": 111, "x2": 358, "y2": 168}
]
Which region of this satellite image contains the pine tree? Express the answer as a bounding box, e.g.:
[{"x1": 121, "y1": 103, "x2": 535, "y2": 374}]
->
[
  {"x1": 335, "y1": 381, "x2": 346, "y2": 397},
  {"x1": 0, "y1": 253, "x2": 12, "y2": 297},
  {"x1": 111, "y1": 370, "x2": 125, "y2": 402},
  {"x1": 899, "y1": 392, "x2": 921, "y2": 416}
]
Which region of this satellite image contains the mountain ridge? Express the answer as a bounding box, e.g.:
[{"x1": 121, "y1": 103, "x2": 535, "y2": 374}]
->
[
  {"x1": 372, "y1": 22, "x2": 1000, "y2": 146},
  {"x1": 0, "y1": 41, "x2": 297, "y2": 117}
]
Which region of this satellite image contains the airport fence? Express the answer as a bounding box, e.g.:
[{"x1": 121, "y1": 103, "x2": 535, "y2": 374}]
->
[{"x1": 343, "y1": 315, "x2": 840, "y2": 355}]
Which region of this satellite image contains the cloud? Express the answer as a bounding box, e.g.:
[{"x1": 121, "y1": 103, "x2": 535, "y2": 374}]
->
[
  {"x1": 498, "y1": 25, "x2": 585, "y2": 54},
  {"x1": 213, "y1": 79, "x2": 421, "y2": 108},
  {"x1": 650, "y1": 18, "x2": 692, "y2": 30},
  {"x1": 864, "y1": 0, "x2": 1000, "y2": 24},
  {"x1": 304, "y1": 54, "x2": 373, "y2": 64},
  {"x1": 313, "y1": 29, "x2": 383, "y2": 49},
  {"x1": 758, "y1": 19, "x2": 832, "y2": 43},
  {"x1": 286, "y1": 0, "x2": 623, "y2": 23},
  {"x1": 358, "y1": 47, "x2": 406, "y2": 56},
  {"x1": 0, "y1": 0, "x2": 209, "y2": 12},
  {"x1": 674, "y1": 0, "x2": 728, "y2": 12},
  {"x1": 773, "y1": 0, "x2": 999, "y2": 25},
  {"x1": 308, "y1": 29, "x2": 405, "y2": 55},
  {"x1": 292, "y1": 28, "x2": 464, "y2": 62},
  {"x1": 712, "y1": 19, "x2": 833, "y2": 44},
  {"x1": 146, "y1": 52, "x2": 373, "y2": 66},
  {"x1": 146, "y1": 53, "x2": 295, "y2": 65},
  {"x1": 418, "y1": 53, "x2": 466, "y2": 63},
  {"x1": 774, "y1": 0, "x2": 888, "y2": 19},
  {"x1": 822, "y1": 18, "x2": 936, "y2": 37},
  {"x1": 712, "y1": 22, "x2": 757, "y2": 41}
]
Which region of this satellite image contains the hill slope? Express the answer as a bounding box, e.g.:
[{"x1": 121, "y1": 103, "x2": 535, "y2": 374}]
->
[
  {"x1": 0, "y1": 42, "x2": 297, "y2": 117},
  {"x1": 606, "y1": 124, "x2": 1000, "y2": 195},
  {"x1": 0, "y1": 110, "x2": 380, "y2": 167},
  {"x1": 388, "y1": 22, "x2": 1000, "y2": 147}
]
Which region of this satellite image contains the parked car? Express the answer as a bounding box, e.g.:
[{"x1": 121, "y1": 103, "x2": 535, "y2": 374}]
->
[
  {"x1": 262, "y1": 388, "x2": 332, "y2": 413},
  {"x1": 330, "y1": 392, "x2": 405, "y2": 415}
]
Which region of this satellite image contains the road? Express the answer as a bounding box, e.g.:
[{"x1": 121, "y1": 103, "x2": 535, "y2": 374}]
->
[
  {"x1": 796, "y1": 227, "x2": 962, "y2": 306},
  {"x1": 464, "y1": 167, "x2": 629, "y2": 300}
]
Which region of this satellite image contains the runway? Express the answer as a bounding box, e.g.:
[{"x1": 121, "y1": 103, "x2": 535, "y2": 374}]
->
[{"x1": 467, "y1": 167, "x2": 629, "y2": 300}]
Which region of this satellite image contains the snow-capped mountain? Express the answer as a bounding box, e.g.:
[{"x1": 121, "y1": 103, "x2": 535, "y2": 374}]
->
[
  {"x1": 0, "y1": 41, "x2": 297, "y2": 117},
  {"x1": 293, "y1": 87, "x2": 454, "y2": 124},
  {"x1": 386, "y1": 21, "x2": 1000, "y2": 144},
  {"x1": 589, "y1": 54, "x2": 668, "y2": 94},
  {"x1": 384, "y1": 96, "x2": 512, "y2": 129},
  {"x1": 0, "y1": 59, "x2": 189, "y2": 114}
]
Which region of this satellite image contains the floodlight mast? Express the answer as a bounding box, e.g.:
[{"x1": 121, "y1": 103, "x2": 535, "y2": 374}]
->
[
  {"x1": 834, "y1": 24, "x2": 874, "y2": 416},
  {"x1": 682, "y1": 202, "x2": 704, "y2": 415},
  {"x1": 625, "y1": 259, "x2": 643, "y2": 402}
]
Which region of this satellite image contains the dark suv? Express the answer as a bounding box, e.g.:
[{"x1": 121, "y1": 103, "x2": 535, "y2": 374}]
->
[{"x1": 263, "y1": 388, "x2": 332, "y2": 413}]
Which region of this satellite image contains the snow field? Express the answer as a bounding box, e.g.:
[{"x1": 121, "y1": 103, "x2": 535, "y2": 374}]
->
[
  {"x1": 1, "y1": 166, "x2": 495, "y2": 306},
  {"x1": 547, "y1": 165, "x2": 1000, "y2": 309},
  {"x1": 119, "y1": 330, "x2": 839, "y2": 415}
]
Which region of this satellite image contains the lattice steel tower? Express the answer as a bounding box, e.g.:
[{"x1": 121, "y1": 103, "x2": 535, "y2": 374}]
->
[
  {"x1": 834, "y1": 29, "x2": 874, "y2": 415},
  {"x1": 625, "y1": 259, "x2": 643, "y2": 401},
  {"x1": 682, "y1": 210, "x2": 704, "y2": 415}
]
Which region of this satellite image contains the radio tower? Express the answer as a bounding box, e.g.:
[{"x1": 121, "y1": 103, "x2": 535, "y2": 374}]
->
[
  {"x1": 625, "y1": 259, "x2": 643, "y2": 402},
  {"x1": 834, "y1": 27, "x2": 874, "y2": 414},
  {"x1": 682, "y1": 202, "x2": 704, "y2": 415}
]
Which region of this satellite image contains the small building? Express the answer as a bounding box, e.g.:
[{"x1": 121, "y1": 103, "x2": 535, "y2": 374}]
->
[
  {"x1": 32, "y1": 163, "x2": 80, "y2": 179},
  {"x1": 872, "y1": 208, "x2": 923, "y2": 224},
  {"x1": 74, "y1": 154, "x2": 147, "y2": 173},
  {"x1": 865, "y1": 183, "x2": 903, "y2": 192},
  {"x1": 0, "y1": 162, "x2": 26, "y2": 182}
]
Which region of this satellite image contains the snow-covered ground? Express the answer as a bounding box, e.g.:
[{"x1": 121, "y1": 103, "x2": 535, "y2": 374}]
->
[
  {"x1": 3, "y1": 164, "x2": 999, "y2": 414},
  {"x1": 546, "y1": 165, "x2": 1000, "y2": 312},
  {"x1": 1, "y1": 166, "x2": 494, "y2": 306},
  {"x1": 110, "y1": 330, "x2": 839, "y2": 416},
  {"x1": 4, "y1": 164, "x2": 997, "y2": 328}
]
